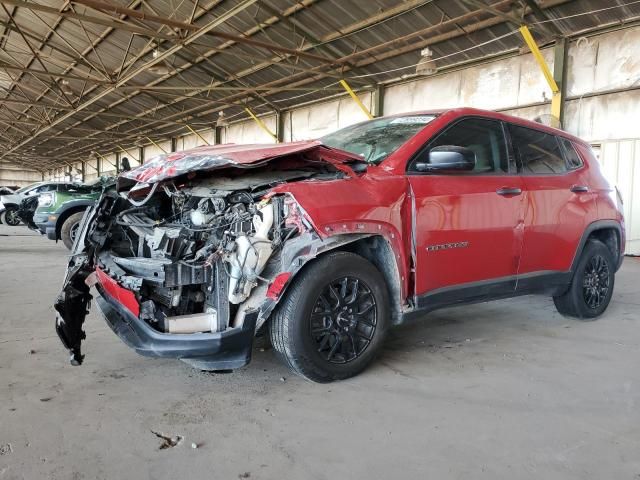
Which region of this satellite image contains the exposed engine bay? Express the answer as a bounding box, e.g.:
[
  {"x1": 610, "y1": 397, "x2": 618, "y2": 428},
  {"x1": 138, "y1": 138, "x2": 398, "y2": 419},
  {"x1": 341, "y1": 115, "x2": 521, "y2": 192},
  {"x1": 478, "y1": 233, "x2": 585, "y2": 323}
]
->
[
  {"x1": 54, "y1": 147, "x2": 358, "y2": 367},
  {"x1": 100, "y1": 169, "x2": 317, "y2": 334}
]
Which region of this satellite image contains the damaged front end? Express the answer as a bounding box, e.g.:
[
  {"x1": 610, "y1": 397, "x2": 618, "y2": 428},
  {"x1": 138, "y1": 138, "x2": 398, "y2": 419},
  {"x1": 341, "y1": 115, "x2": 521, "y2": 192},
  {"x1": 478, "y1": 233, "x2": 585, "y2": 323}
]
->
[{"x1": 54, "y1": 144, "x2": 357, "y2": 370}]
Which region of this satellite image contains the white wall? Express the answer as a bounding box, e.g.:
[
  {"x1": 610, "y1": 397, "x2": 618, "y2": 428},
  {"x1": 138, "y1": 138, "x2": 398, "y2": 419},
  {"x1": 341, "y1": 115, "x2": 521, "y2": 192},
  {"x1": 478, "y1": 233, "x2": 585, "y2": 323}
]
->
[
  {"x1": 284, "y1": 92, "x2": 372, "y2": 141},
  {"x1": 595, "y1": 140, "x2": 640, "y2": 255},
  {"x1": 384, "y1": 50, "x2": 554, "y2": 115},
  {"x1": 228, "y1": 115, "x2": 277, "y2": 144},
  {"x1": 0, "y1": 166, "x2": 41, "y2": 187}
]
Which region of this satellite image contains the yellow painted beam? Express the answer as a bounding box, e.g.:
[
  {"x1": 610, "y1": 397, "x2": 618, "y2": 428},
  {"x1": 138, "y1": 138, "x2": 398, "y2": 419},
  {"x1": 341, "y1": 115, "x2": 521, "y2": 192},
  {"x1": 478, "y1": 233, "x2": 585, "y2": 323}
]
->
[
  {"x1": 94, "y1": 151, "x2": 115, "y2": 171},
  {"x1": 146, "y1": 136, "x2": 168, "y2": 153},
  {"x1": 519, "y1": 26, "x2": 559, "y2": 93},
  {"x1": 339, "y1": 79, "x2": 373, "y2": 120},
  {"x1": 519, "y1": 25, "x2": 561, "y2": 125},
  {"x1": 186, "y1": 124, "x2": 211, "y2": 145},
  {"x1": 550, "y1": 92, "x2": 562, "y2": 124},
  {"x1": 117, "y1": 144, "x2": 138, "y2": 161},
  {"x1": 245, "y1": 107, "x2": 278, "y2": 142}
]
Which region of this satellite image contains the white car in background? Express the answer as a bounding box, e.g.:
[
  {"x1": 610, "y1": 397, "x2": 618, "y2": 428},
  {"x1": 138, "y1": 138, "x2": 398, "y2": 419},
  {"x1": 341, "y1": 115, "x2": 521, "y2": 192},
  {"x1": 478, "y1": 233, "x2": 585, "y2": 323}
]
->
[{"x1": 0, "y1": 182, "x2": 64, "y2": 226}]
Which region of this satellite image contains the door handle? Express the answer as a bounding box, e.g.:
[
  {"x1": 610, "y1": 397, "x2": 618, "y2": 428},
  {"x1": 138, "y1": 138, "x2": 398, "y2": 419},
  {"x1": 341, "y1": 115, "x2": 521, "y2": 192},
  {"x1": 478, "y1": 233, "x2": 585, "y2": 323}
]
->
[
  {"x1": 496, "y1": 187, "x2": 522, "y2": 196},
  {"x1": 570, "y1": 185, "x2": 589, "y2": 193}
]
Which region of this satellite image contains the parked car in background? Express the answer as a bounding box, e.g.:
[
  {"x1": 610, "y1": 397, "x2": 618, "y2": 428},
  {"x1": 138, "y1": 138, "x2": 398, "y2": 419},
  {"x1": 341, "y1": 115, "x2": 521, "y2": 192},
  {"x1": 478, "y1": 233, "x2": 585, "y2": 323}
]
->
[
  {"x1": 34, "y1": 178, "x2": 111, "y2": 249},
  {"x1": 0, "y1": 182, "x2": 71, "y2": 226},
  {"x1": 54, "y1": 108, "x2": 625, "y2": 382},
  {"x1": 0, "y1": 187, "x2": 13, "y2": 223}
]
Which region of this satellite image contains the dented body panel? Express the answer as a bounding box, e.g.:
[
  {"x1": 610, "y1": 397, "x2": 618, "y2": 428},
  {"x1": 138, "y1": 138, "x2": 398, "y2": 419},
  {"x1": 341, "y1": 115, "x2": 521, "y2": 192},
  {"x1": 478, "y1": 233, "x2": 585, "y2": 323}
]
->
[{"x1": 53, "y1": 108, "x2": 625, "y2": 371}]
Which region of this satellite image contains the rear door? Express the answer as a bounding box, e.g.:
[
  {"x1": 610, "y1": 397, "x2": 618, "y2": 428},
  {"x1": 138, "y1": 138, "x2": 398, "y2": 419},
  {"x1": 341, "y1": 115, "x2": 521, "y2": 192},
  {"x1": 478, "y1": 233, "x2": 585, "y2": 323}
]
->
[
  {"x1": 509, "y1": 124, "x2": 596, "y2": 278},
  {"x1": 408, "y1": 117, "x2": 526, "y2": 304}
]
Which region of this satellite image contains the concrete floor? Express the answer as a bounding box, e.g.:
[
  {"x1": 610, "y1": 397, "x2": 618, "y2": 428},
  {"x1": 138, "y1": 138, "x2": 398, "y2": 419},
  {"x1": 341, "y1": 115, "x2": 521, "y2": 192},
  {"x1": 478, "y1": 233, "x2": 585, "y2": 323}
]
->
[{"x1": 1, "y1": 225, "x2": 639, "y2": 480}]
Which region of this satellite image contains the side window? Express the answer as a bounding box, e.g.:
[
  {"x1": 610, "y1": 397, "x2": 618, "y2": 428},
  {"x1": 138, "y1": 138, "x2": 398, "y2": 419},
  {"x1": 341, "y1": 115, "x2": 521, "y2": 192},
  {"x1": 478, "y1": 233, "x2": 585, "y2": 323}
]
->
[
  {"x1": 558, "y1": 137, "x2": 583, "y2": 169},
  {"x1": 510, "y1": 125, "x2": 566, "y2": 174},
  {"x1": 414, "y1": 118, "x2": 509, "y2": 174},
  {"x1": 36, "y1": 184, "x2": 55, "y2": 193}
]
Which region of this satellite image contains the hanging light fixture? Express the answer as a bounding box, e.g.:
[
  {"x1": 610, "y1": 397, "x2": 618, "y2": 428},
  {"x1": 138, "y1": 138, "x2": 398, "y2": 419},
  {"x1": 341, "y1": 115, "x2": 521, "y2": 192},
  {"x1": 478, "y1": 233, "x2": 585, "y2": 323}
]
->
[
  {"x1": 415, "y1": 47, "x2": 437, "y2": 76},
  {"x1": 148, "y1": 47, "x2": 171, "y2": 75}
]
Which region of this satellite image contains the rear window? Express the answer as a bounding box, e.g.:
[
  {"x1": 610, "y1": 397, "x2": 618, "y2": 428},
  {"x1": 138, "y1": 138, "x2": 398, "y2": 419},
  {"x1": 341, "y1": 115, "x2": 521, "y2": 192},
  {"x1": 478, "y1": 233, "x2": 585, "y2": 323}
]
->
[
  {"x1": 558, "y1": 137, "x2": 583, "y2": 169},
  {"x1": 510, "y1": 125, "x2": 566, "y2": 174}
]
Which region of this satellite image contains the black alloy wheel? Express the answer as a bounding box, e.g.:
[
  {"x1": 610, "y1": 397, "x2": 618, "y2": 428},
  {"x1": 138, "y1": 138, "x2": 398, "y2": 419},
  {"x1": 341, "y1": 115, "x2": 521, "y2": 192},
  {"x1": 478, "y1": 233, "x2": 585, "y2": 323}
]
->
[
  {"x1": 553, "y1": 239, "x2": 616, "y2": 320},
  {"x1": 310, "y1": 276, "x2": 377, "y2": 364},
  {"x1": 582, "y1": 254, "x2": 611, "y2": 310},
  {"x1": 270, "y1": 251, "x2": 390, "y2": 382}
]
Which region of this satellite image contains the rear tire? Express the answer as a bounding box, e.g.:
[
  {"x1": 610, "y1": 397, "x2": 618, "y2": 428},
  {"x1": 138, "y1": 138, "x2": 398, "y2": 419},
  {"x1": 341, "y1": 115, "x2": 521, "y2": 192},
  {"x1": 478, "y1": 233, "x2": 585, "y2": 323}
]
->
[
  {"x1": 269, "y1": 251, "x2": 390, "y2": 383},
  {"x1": 60, "y1": 212, "x2": 85, "y2": 250},
  {"x1": 553, "y1": 239, "x2": 615, "y2": 320},
  {"x1": 0, "y1": 207, "x2": 21, "y2": 226}
]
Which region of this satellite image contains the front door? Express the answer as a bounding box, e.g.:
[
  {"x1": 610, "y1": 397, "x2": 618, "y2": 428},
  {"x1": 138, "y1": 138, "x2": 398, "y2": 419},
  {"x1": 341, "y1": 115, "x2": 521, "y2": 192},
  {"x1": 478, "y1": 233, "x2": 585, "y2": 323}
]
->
[{"x1": 407, "y1": 117, "x2": 526, "y2": 307}]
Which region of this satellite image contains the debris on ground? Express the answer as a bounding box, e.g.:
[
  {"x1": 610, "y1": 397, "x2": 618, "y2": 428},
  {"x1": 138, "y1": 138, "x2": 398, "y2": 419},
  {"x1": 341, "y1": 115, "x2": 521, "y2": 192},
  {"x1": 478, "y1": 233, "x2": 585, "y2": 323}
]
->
[
  {"x1": 191, "y1": 443, "x2": 198, "y2": 449},
  {"x1": 280, "y1": 377, "x2": 286, "y2": 382},
  {"x1": 151, "y1": 430, "x2": 184, "y2": 450},
  {"x1": 39, "y1": 397, "x2": 53, "y2": 402},
  {"x1": 238, "y1": 472, "x2": 251, "y2": 478},
  {"x1": 29, "y1": 349, "x2": 36, "y2": 354},
  {"x1": 0, "y1": 444, "x2": 12, "y2": 455}
]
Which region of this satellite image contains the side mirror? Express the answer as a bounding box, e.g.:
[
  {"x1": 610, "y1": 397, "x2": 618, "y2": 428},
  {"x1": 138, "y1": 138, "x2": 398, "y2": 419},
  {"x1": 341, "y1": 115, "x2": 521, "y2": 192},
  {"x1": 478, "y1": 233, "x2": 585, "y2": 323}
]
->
[{"x1": 414, "y1": 145, "x2": 476, "y2": 173}]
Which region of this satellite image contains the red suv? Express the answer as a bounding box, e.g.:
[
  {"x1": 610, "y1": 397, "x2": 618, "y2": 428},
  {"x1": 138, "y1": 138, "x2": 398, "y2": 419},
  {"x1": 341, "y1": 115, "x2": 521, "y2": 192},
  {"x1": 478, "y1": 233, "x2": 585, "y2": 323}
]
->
[{"x1": 55, "y1": 108, "x2": 625, "y2": 382}]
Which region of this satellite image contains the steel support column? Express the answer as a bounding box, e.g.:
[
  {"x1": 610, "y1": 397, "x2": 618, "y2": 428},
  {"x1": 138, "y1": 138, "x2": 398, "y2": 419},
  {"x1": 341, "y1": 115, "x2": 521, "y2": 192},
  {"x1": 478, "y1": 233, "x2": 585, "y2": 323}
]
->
[
  {"x1": 276, "y1": 112, "x2": 285, "y2": 143},
  {"x1": 553, "y1": 38, "x2": 568, "y2": 126},
  {"x1": 371, "y1": 85, "x2": 384, "y2": 118}
]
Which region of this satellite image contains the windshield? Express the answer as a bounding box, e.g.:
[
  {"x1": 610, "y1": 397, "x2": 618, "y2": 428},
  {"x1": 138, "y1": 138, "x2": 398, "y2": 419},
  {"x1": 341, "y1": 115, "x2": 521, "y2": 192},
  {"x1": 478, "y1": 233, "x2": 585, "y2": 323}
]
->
[
  {"x1": 13, "y1": 184, "x2": 38, "y2": 194},
  {"x1": 320, "y1": 114, "x2": 437, "y2": 164}
]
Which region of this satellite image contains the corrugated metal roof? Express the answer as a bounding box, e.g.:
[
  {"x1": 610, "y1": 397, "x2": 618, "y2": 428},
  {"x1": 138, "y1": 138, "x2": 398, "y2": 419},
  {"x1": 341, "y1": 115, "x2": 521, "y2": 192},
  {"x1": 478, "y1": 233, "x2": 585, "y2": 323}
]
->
[{"x1": 0, "y1": 0, "x2": 639, "y2": 170}]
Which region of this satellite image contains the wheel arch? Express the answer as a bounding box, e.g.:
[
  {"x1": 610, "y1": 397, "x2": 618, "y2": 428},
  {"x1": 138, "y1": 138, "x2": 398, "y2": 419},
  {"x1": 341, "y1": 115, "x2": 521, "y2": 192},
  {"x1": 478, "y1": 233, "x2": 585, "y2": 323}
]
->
[
  {"x1": 337, "y1": 235, "x2": 404, "y2": 325},
  {"x1": 249, "y1": 232, "x2": 406, "y2": 332},
  {"x1": 572, "y1": 220, "x2": 624, "y2": 273},
  {"x1": 55, "y1": 203, "x2": 93, "y2": 239}
]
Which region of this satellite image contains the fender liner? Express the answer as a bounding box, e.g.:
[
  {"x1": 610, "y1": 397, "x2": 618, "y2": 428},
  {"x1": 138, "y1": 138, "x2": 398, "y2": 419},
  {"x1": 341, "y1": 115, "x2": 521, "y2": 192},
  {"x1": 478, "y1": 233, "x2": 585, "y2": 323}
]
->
[
  {"x1": 247, "y1": 232, "x2": 372, "y2": 330},
  {"x1": 570, "y1": 220, "x2": 624, "y2": 273}
]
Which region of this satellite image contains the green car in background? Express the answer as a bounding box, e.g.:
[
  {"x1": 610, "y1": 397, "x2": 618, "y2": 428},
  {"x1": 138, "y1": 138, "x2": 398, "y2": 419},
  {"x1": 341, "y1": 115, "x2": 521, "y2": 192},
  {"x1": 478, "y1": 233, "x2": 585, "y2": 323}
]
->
[{"x1": 34, "y1": 178, "x2": 112, "y2": 250}]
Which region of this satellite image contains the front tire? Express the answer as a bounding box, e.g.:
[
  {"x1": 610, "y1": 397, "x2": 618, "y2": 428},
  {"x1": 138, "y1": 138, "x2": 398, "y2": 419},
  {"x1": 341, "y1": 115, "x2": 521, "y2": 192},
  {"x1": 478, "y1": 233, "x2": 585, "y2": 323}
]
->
[
  {"x1": 553, "y1": 239, "x2": 616, "y2": 320},
  {"x1": 0, "y1": 207, "x2": 21, "y2": 226},
  {"x1": 269, "y1": 251, "x2": 390, "y2": 383},
  {"x1": 60, "y1": 211, "x2": 85, "y2": 250}
]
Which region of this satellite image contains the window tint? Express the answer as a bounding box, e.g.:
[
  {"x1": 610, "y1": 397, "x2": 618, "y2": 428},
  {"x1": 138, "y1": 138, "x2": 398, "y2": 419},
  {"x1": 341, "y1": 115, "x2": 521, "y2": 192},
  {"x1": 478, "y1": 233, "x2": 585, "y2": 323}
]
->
[
  {"x1": 416, "y1": 118, "x2": 509, "y2": 173},
  {"x1": 510, "y1": 125, "x2": 566, "y2": 174},
  {"x1": 558, "y1": 137, "x2": 583, "y2": 169}
]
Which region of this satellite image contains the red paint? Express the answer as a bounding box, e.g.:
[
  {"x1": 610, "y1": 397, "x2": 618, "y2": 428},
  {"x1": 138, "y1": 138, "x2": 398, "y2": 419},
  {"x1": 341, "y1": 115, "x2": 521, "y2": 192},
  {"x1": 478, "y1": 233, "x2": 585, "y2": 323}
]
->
[
  {"x1": 114, "y1": 107, "x2": 624, "y2": 305},
  {"x1": 267, "y1": 272, "x2": 292, "y2": 300},
  {"x1": 95, "y1": 267, "x2": 140, "y2": 317},
  {"x1": 273, "y1": 108, "x2": 624, "y2": 300},
  {"x1": 408, "y1": 174, "x2": 526, "y2": 292},
  {"x1": 120, "y1": 140, "x2": 360, "y2": 185}
]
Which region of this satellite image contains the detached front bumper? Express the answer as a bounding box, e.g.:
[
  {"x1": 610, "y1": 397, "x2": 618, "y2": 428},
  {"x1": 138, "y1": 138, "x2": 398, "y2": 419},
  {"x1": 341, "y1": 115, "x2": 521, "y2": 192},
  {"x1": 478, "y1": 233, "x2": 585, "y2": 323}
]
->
[{"x1": 95, "y1": 285, "x2": 257, "y2": 370}]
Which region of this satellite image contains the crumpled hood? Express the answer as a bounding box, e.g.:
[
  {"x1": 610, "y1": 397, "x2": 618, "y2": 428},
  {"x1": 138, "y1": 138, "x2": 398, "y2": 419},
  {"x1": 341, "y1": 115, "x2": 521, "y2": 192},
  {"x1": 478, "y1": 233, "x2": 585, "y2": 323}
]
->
[{"x1": 118, "y1": 140, "x2": 360, "y2": 188}]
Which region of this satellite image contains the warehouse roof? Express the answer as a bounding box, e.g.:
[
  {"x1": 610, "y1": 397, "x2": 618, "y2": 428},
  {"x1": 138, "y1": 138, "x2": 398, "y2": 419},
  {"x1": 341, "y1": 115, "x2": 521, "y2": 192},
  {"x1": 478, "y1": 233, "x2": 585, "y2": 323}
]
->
[{"x1": 1, "y1": 0, "x2": 639, "y2": 171}]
